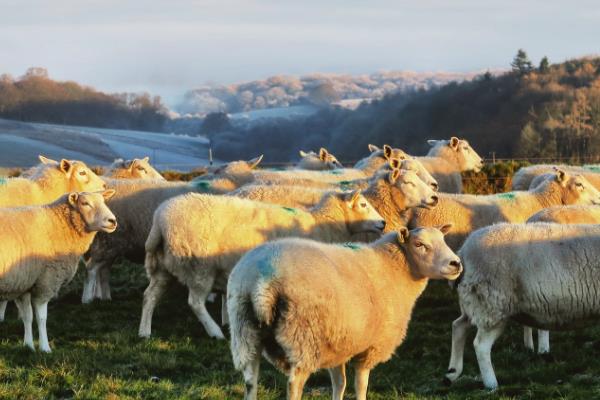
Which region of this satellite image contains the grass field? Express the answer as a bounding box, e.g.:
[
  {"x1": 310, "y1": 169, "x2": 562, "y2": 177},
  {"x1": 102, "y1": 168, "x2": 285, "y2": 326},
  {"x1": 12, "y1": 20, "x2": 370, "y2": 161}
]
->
[{"x1": 2, "y1": 259, "x2": 600, "y2": 399}]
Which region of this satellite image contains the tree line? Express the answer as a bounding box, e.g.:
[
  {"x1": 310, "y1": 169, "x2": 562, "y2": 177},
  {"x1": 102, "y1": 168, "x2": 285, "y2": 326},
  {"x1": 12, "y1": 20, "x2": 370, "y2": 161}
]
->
[{"x1": 0, "y1": 68, "x2": 168, "y2": 131}]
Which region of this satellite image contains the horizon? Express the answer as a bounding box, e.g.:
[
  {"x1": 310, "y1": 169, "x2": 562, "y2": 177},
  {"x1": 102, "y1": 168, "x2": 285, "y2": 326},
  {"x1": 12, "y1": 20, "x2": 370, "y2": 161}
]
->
[{"x1": 3, "y1": 0, "x2": 600, "y2": 107}]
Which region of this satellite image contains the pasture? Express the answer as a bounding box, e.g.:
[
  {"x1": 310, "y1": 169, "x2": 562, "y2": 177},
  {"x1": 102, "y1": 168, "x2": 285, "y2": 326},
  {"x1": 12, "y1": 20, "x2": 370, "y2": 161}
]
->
[{"x1": 1, "y1": 260, "x2": 599, "y2": 399}]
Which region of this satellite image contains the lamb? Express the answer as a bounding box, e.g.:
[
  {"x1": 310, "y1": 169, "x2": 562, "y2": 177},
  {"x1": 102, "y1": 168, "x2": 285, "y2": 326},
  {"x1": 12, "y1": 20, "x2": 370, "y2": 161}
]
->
[
  {"x1": 415, "y1": 137, "x2": 484, "y2": 193},
  {"x1": 445, "y1": 222, "x2": 600, "y2": 389},
  {"x1": 228, "y1": 226, "x2": 461, "y2": 400},
  {"x1": 295, "y1": 148, "x2": 343, "y2": 170},
  {"x1": 138, "y1": 190, "x2": 386, "y2": 340},
  {"x1": 0, "y1": 190, "x2": 116, "y2": 352},
  {"x1": 0, "y1": 156, "x2": 107, "y2": 208},
  {"x1": 104, "y1": 157, "x2": 165, "y2": 180},
  {"x1": 405, "y1": 170, "x2": 600, "y2": 250},
  {"x1": 512, "y1": 164, "x2": 600, "y2": 191}
]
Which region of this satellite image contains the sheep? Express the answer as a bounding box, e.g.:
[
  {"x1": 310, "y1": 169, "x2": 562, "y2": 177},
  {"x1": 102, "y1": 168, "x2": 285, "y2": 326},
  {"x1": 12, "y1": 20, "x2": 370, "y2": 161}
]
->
[
  {"x1": 228, "y1": 226, "x2": 461, "y2": 400},
  {"x1": 353, "y1": 144, "x2": 409, "y2": 175},
  {"x1": 518, "y1": 204, "x2": 600, "y2": 354},
  {"x1": 0, "y1": 190, "x2": 116, "y2": 352},
  {"x1": 104, "y1": 157, "x2": 165, "y2": 180},
  {"x1": 81, "y1": 156, "x2": 264, "y2": 303},
  {"x1": 0, "y1": 156, "x2": 107, "y2": 208},
  {"x1": 405, "y1": 170, "x2": 600, "y2": 251},
  {"x1": 138, "y1": 190, "x2": 387, "y2": 340},
  {"x1": 512, "y1": 164, "x2": 600, "y2": 191},
  {"x1": 445, "y1": 222, "x2": 600, "y2": 390},
  {"x1": 295, "y1": 148, "x2": 343, "y2": 170},
  {"x1": 415, "y1": 137, "x2": 484, "y2": 193}
]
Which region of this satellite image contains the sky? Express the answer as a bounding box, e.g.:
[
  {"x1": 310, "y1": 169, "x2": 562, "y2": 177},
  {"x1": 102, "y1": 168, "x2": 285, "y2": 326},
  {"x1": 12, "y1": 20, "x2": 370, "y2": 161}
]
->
[{"x1": 1, "y1": 0, "x2": 600, "y2": 106}]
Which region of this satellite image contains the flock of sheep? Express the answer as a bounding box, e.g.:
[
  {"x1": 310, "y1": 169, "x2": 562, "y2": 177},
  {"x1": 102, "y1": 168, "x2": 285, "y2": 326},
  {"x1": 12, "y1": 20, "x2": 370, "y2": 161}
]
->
[{"x1": 2, "y1": 138, "x2": 600, "y2": 399}]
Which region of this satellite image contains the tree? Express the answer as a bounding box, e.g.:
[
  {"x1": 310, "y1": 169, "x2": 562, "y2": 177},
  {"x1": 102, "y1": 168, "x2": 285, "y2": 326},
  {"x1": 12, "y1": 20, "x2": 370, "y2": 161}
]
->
[
  {"x1": 200, "y1": 112, "x2": 232, "y2": 137},
  {"x1": 539, "y1": 56, "x2": 550, "y2": 73},
  {"x1": 309, "y1": 82, "x2": 340, "y2": 106},
  {"x1": 511, "y1": 49, "x2": 533, "y2": 76}
]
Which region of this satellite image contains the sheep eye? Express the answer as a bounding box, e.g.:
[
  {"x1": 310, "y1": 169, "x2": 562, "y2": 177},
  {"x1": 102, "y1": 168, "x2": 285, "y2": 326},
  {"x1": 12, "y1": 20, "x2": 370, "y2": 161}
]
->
[
  {"x1": 81, "y1": 202, "x2": 90, "y2": 207},
  {"x1": 79, "y1": 171, "x2": 87, "y2": 176},
  {"x1": 576, "y1": 183, "x2": 584, "y2": 188},
  {"x1": 360, "y1": 202, "x2": 367, "y2": 208},
  {"x1": 414, "y1": 242, "x2": 423, "y2": 248}
]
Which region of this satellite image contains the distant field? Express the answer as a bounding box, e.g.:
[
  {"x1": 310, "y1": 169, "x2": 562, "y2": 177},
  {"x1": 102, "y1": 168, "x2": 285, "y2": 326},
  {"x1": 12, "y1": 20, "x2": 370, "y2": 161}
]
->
[{"x1": 0, "y1": 119, "x2": 212, "y2": 171}]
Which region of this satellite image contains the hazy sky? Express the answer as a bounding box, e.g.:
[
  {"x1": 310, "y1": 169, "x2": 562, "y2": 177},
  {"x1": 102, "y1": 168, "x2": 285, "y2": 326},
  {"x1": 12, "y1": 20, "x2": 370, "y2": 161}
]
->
[{"x1": 2, "y1": 0, "x2": 599, "y2": 106}]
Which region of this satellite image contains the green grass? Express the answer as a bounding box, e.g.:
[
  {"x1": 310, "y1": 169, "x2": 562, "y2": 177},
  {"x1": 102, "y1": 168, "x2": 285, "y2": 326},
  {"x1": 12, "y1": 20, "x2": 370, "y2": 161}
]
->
[{"x1": 2, "y1": 263, "x2": 600, "y2": 399}]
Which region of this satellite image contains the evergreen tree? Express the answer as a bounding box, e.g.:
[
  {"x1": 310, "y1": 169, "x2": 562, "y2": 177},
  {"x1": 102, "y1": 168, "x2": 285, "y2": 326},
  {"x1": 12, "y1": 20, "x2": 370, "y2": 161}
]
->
[
  {"x1": 539, "y1": 56, "x2": 550, "y2": 73},
  {"x1": 511, "y1": 49, "x2": 533, "y2": 75}
]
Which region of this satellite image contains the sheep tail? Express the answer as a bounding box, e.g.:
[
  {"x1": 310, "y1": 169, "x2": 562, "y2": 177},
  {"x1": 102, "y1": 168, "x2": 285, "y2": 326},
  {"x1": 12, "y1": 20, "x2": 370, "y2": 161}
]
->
[{"x1": 144, "y1": 217, "x2": 163, "y2": 276}]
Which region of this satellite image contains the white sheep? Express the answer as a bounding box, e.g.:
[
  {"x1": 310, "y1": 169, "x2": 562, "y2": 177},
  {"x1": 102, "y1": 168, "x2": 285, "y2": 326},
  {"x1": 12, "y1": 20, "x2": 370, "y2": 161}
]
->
[
  {"x1": 0, "y1": 190, "x2": 116, "y2": 352},
  {"x1": 228, "y1": 226, "x2": 461, "y2": 400},
  {"x1": 512, "y1": 164, "x2": 600, "y2": 191},
  {"x1": 296, "y1": 148, "x2": 343, "y2": 170},
  {"x1": 81, "y1": 156, "x2": 264, "y2": 303},
  {"x1": 406, "y1": 170, "x2": 600, "y2": 250},
  {"x1": 104, "y1": 156, "x2": 165, "y2": 180},
  {"x1": 415, "y1": 137, "x2": 484, "y2": 193},
  {"x1": 0, "y1": 156, "x2": 107, "y2": 208},
  {"x1": 446, "y1": 222, "x2": 600, "y2": 389},
  {"x1": 353, "y1": 144, "x2": 409, "y2": 175},
  {"x1": 138, "y1": 190, "x2": 386, "y2": 340}
]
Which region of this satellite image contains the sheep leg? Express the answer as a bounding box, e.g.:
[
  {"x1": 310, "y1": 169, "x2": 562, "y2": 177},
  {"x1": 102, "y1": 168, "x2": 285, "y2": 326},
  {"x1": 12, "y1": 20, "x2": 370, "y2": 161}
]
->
[
  {"x1": 538, "y1": 330, "x2": 550, "y2": 354},
  {"x1": 473, "y1": 323, "x2": 505, "y2": 390},
  {"x1": 82, "y1": 258, "x2": 106, "y2": 304},
  {"x1": 221, "y1": 294, "x2": 229, "y2": 326},
  {"x1": 328, "y1": 364, "x2": 346, "y2": 400},
  {"x1": 14, "y1": 293, "x2": 34, "y2": 350},
  {"x1": 0, "y1": 300, "x2": 7, "y2": 322},
  {"x1": 242, "y1": 355, "x2": 261, "y2": 400},
  {"x1": 33, "y1": 299, "x2": 51, "y2": 353},
  {"x1": 445, "y1": 313, "x2": 470, "y2": 383},
  {"x1": 97, "y1": 264, "x2": 112, "y2": 300},
  {"x1": 187, "y1": 287, "x2": 225, "y2": 339},
  {"x1": 354, "y1": 366, "x2": 370, "y2": 400},
  {"x1": 139, "y1": 270, "x2": 172, "y2": 338},
  {"x1": 287, "y1": 367, "x2": 309, "y2": 400},
  {"x1": 523, "y1": 326, "x2": 534, "y2": 351}
]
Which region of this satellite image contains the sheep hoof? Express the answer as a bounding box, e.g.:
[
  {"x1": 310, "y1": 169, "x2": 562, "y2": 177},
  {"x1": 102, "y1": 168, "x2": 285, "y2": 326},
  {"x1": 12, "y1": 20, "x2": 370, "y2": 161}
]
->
[
  {"x1": 39, "y1": 346, "x2": 52, "y2": 353},
  {"x1": 443, "y1": 377, "x2": 453, "y2": 386}
]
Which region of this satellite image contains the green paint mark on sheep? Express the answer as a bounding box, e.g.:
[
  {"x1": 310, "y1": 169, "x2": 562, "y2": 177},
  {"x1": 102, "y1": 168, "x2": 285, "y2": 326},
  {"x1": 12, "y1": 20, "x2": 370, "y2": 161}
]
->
[
  {"x1": 0, "y1": 177, "x2": 7, "y2": 186},
  {"x1": 257, "y1": 259, "x2": 275, "y2": 278},
  {"x1": 583, "y1": 165, "x2": 600, "y2": 173},
  {"x1": 497, "y1": 192, "x2": 516, "y2": 201},
  {"x1": 328, "y1": 170, "x2": 343, "y2": 175},
  {"x1": 192, "y1": 180, "x2": 211, "y2": 192},
  {"x1": 282, "y1": 206, "x2": 298, "y2": 214},
  {"x1": 342, "y1": 242, "x2": 362, "y2": 251},
  {"x1": 339, "y1": 180, "x2": 353, "y2": 190}
]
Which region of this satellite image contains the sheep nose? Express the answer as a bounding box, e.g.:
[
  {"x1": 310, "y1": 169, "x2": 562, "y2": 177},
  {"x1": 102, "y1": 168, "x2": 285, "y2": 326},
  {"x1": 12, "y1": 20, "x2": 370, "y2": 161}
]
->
[
  {"x1": 107, "y1": 218, "x2": 117, "y2": 225},
  {"x1": 450, "y1": 260, "x2": 461, "y2": 268},
  {"x1": 102, "y1": 183, "x2": 107, "y2": 189},
  {"x1": 431, "y1": 182, "x2": 439, "y2": 191},
  {"x1": 430, "y1": 195, "x2": 439, "y2": 206},
  {"x1": 381, "y1": 220, "x2": 386, "y2": 229}
]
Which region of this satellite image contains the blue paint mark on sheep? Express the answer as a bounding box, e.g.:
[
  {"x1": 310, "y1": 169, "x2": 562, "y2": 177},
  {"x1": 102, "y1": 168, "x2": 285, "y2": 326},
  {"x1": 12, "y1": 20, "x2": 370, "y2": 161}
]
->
[
  {"x1": 328, "y1": 170, "x2": 343, "y2": 175},
  {"x1": 282, "y1": 206, "x2": 297, "y2": 214},
  {"x1": 192, "y1": 180, "x2": 211, "y2": 192},
  {"x1": 257, "y1": 259, "x2": 275, "y2": 278},
  {"x1": 583, "y1": 165, "x2": 600, "y2": 173},
  {"x1": 342, "y1": 242, "x2": 362, "y2": 251},
  {"x1": 0, "y1": 177, "x2": 7, "y2": 186}
]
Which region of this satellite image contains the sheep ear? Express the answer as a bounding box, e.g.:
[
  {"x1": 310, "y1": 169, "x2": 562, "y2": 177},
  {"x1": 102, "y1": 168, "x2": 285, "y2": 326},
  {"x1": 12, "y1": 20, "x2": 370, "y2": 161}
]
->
[
  {"x1": 397, "y1": 227, "x2": 410, "y2": 243},
  {"x1": 128, "y1": 159, "x2": 137, "y2": 170},
  {"x1": 299, "y1": 150, "x2": 308, "y2": 158},
  {"x1": 102, "y1": 189, "x2": 116, "y2": 201},
  {"x1": 38, "y1": 155, "x2": 56, "y2": 164},
  {"x1": 427, "y1": 140, "x2": 437, "y2": 147},
  {"x1": 68, "y1": 192, "x2": 79, "y2": 207},
  {"x1": 142, "y1": 156, "x2": 150, "y2": 163},
  {"x1": 383, "y1": 144, "x2": 393, "y2": 160},
  {"x1": 346, "y1": 190, "x2": 361, "y2": 206},
  {"x1": 450, "y1": 137, "x2": 460, "y2": 150},
  {"x1": 555, "y1": 169, "x2": 568, "y2": 185},
  {"x1": 438, "y1": 224, "x2": 453, "y2": 235},
  {"x1": 319, "y1": 148, "x2": 329, "y2": 161},
  {"x1": 60, "y1": 159, "x2": 73, "y2": 175},
  {"x1": 248, "y1": 155, "x2": 263, "y2": 169},
  {"x1": 388, "y1": 158, "x2": 401, "y2": 169},
  {"x1": 388, "y1": 168, "x2": 401, "y2": 184},
  {"x1": 368, "y1": 144, "x2": 380, "y2": 153}
]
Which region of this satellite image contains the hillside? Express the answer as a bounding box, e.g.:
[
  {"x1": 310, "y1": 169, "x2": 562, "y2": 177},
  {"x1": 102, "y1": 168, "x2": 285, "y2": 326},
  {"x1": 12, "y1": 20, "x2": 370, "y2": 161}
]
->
[{"x1": 207, "y1": 55, "x2": 600, "y2": 164}]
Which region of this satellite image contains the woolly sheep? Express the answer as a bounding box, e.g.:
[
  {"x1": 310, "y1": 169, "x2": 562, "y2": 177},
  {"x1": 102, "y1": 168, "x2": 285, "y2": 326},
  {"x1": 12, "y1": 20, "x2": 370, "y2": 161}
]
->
[
  {"x1": 353, "y1": 144, "x2": 409, "y2": 176},
  {"x1": 512, "y1": 164, "x2": 600, "y2": 191},
  {"x1": 520, "y1": 204, "x2": 600, "y2": 354},
  {"x1": 446, "y1": 222, "x2": 600, "y2": 389},
  {"x1": 104, "y1": 156, "x2": 165, "y2": 180},
  {"x1": 228, "y1": 226, "x2": 461, "y2": 400},
  {"x1": 81, "y1": 157, "x2": 264, "y2": 303},
  {"x1": 0, "y1": 190, "x2": 116, "y2": 352},
  {"x1": 406, "y1": 170, "x2": 600, "y2": 250},
  {"x1": 138, "y1": 190, "x2": 386, "y2": 339},
  {"x1": 0, "y1": 156, "x2": 107, "y2": 208},
  {"x1": 415, "y1": 137, "x2": 484, "y2": 193},
  {"x1": 296, "y1": 148, "x2": 343, "y2": 170}
]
